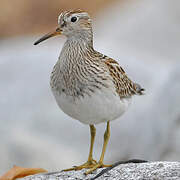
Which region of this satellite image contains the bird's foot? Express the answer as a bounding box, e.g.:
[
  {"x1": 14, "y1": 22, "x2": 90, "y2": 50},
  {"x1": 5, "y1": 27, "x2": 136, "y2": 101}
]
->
[
  {"x1": 84, "y1": 161, "x2": 112, "y2": 175},
  {"x1": 63, "y1": 159, "x2": 97, "y2": 171}
]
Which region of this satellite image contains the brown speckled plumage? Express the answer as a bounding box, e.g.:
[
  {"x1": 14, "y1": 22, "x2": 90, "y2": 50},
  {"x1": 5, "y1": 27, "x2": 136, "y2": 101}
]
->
[
  {"x1": 50, "y1": 10, "x2": 144, "y2": 100},
  {"x1": 104, "y1": 58, "x2": 144, "y2": 98}
]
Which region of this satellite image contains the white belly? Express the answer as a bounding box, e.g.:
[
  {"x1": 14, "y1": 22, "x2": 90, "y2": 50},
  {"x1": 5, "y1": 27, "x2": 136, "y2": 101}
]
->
[{"x1": 52, "y1": 88, "x2": 131, "y2": 125}]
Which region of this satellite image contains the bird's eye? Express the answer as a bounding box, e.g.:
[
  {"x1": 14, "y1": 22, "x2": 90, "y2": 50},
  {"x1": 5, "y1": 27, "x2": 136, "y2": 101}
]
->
[{"x1": 71, "y1": 16, "x2": 77, "y2": 22}]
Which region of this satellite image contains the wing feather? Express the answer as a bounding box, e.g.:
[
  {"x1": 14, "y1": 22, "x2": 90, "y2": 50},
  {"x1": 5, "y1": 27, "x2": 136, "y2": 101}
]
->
[{"x1": 104, "y1": 58, "x2": 144, "y2": 98}]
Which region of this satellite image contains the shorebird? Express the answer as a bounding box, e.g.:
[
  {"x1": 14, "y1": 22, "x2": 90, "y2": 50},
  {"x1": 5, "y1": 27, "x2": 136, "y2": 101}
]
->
[{"x1": 34, "y1": 9, "x2": 144, "y2": 175}]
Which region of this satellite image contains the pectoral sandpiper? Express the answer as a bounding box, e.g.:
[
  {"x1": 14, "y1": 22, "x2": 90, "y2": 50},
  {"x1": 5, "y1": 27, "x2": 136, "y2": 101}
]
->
[{"x1": 34, "y1": 9, "x2": 144, "y2": 175}]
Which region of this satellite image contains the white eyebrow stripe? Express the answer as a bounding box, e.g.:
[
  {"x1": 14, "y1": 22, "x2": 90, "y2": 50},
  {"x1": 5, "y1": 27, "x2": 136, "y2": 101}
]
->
[
  {"x1": 71, "y1": 12, "x2": 89, "y2": 18},
  {"x1": 58, "y1": 11, "x2": 90, "y2": 25}
]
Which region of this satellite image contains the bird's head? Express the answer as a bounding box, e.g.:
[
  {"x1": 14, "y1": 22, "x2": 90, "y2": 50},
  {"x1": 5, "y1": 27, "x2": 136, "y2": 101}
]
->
[{"x1": 34, "y1": 10, "x2": 92, "y2": 45}]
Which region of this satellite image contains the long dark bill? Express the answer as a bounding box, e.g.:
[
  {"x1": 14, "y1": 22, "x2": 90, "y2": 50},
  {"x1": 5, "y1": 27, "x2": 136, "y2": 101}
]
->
[{"x1": 34, "y1": 27, "x2": 61, "y2": 45}]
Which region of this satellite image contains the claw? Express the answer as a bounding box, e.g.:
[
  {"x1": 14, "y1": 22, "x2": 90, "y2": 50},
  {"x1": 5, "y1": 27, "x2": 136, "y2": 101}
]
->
[
  {"x1": 84, "y1": 162, "x2": 112, "y2": 175},
  {"x1": 63, "y1": 159, "x2": 97, "y2": 172}
]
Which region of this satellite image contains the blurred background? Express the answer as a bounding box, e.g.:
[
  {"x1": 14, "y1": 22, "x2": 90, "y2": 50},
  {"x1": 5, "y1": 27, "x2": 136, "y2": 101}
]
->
[{"x1": 1, "y1": 0, "x2": 180, "y2": 175}]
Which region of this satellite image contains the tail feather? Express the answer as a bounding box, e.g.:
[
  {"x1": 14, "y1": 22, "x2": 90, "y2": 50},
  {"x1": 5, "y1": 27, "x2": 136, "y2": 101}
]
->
[{"x1": 134, "y1": 83, "x2": 145, "y2": 95}]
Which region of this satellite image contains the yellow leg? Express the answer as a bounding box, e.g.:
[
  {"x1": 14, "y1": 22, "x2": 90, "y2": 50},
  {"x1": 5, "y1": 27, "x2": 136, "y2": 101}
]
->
[
  {"x1": 87, "y1": 125, "x2": 96, "y2": 162},
  {"x1": 85, "y1": 121, "x2": 112, "y2": 175},
  {"x1": 63, "y1": 125, "x2": 97, "y2": 171}
]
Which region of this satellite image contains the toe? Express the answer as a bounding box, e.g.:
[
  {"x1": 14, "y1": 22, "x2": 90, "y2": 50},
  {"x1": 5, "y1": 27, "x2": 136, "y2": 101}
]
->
[
  {"x1": 91, "y1": 159, "x2": 97, "y2": 164},
  {"x1": 84, "y1": 163, "x2": 112, "y2": 175},
  {"x1": 84, "y1": 163, "x2": 102, "y2": 175},
  {"x1": 63, "y1": 160, "x2": 98, "y2": 172}
]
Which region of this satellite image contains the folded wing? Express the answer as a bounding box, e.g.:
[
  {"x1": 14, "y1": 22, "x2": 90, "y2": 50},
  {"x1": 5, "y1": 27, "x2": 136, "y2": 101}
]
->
[{"x1": 104, "y1": 58, "x2": 145, "y2": 98}]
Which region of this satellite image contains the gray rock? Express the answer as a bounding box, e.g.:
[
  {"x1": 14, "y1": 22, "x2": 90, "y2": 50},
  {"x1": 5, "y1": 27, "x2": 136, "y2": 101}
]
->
[{"x1": 21, "y1": 161, "x2": 180, "y2": 180}]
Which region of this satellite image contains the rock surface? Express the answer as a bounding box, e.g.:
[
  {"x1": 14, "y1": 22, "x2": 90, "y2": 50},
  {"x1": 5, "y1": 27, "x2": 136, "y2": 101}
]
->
[{"x1": 21, "y1": 161, "x2": 180, "y2": 180}]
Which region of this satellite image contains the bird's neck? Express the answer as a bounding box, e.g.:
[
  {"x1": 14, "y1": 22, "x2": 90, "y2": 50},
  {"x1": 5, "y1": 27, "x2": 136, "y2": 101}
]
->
[
  {"x1": 52, "y1": 31, "x2": 95, "y2": 92},
  {"x1": 58, "y1": 31, "x2": 94, "y2": 64},
  {"x1": 67, "y1": 29, "x2": 93, "y2": 50}
]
